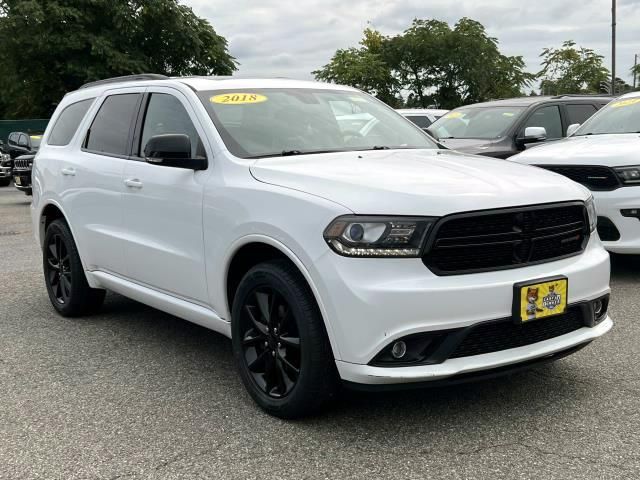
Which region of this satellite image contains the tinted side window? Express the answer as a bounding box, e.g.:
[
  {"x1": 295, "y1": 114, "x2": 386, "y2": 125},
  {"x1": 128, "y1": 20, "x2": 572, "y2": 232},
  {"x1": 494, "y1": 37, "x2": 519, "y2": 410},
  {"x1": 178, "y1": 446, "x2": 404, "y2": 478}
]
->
[
  {"x1": 86, "y1": 93, "x2": 141, "y2": 156},
  {"x1": 8, "y1": 133, "x2": 16, "y2": 145},
  {"x1": 523, "y1": 105, "x2": 563, "y2": 139},
  {"x1": 406, "y1": 115, "x2": 432, "y2": 128},
  {"x1": 48, "y1": 98, "x2": 95, "y2": 146},
  {"x1": 140, "y1": 93, "x2": 205, "y2": 159},
  {"x1": 566, "y1": 104, "x2": 597, "y2": 128}
]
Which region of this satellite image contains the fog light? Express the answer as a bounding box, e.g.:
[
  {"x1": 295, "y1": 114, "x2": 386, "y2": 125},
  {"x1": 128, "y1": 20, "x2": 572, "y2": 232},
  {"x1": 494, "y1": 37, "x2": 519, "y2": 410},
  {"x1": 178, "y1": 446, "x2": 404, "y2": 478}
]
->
[
  {"x1": 391, "y1": 341, "x2": 407, "y2": 359},
  {"x1": 593, "y1": 300, "x2": 603, "y2": 317}
]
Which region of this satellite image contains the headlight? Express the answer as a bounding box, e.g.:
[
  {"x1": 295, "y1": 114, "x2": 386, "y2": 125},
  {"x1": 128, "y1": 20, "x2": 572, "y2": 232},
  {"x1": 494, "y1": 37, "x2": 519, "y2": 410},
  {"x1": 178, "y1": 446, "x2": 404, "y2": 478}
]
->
[
  {"x1": 323, "y1": 215, "x2": 435, "y2": 257},
  {"x1": 585, "y1": 196, "x2": 597, "y2": 232},
  {"x1": 614, "y1": 166, "x2": 640, "y2": 185}
]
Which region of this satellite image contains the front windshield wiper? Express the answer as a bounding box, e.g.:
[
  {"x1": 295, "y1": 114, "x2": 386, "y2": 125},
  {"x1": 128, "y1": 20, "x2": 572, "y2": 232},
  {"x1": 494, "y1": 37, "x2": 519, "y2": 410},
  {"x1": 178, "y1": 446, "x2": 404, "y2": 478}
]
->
[{"x1": 246, "y1": 148, "x2": 350, "y2": 159}]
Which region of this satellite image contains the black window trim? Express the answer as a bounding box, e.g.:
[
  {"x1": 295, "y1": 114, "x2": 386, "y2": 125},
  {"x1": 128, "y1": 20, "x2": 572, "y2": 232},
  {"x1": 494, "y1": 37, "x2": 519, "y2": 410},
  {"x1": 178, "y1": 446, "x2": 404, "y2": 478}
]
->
[
  {"x1": 129, "y1": 90, "x2": 209, "y2": 168},
  {"x1": 46, "y1": 97, "x2": 97, "y2": 147},
  {"x1": 81, "y1": 92, "x2": 144, "y2": 160},
  {"x1": 516, "y1": 103, "x2": 565, "y2": 140}
]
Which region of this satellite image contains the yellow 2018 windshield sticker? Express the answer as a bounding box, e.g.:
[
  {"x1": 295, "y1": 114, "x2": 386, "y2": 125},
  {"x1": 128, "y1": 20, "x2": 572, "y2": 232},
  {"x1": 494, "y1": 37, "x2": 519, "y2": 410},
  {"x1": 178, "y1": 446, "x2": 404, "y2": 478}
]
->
[
  {"x1": 445, "y1": 112, "x2": 464, "y2": 119},
  {"x1": 210, "y1": 93, "x2": 268, "y2": 105},
  {"x1": 610, "y1": 98, "x2": 640, "y2": 108}
]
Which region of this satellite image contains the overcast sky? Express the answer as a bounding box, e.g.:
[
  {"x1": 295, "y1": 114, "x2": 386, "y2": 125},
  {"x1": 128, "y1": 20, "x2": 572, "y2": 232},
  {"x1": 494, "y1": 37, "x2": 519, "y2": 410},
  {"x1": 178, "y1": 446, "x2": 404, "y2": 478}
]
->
[{"x1": 187, "y1": 0, "x2": 640, "y2": 90}]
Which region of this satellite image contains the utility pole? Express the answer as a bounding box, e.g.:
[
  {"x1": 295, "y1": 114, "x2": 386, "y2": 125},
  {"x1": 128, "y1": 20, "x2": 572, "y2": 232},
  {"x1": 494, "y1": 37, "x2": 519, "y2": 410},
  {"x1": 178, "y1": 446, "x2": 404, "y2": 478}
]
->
[
  {"x1": 611, "y1": 0, "x2": 616, "y2": 95},
  {"x1": 634, "y1": 54, "x2": 638, "y2": 90}
]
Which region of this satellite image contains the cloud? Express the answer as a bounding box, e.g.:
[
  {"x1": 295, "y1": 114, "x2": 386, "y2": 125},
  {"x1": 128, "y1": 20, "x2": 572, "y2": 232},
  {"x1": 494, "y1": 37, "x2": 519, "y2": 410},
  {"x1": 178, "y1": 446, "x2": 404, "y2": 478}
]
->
[{"x1": 186, "y1": 0, "x2": 640, "y2": 86}]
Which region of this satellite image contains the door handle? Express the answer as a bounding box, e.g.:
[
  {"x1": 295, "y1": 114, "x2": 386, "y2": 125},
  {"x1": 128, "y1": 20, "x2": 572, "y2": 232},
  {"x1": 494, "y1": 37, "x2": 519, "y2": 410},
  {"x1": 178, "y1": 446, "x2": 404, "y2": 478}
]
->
[
  {"x1": 61, "y1": 167, "x2": 76, "y2": 176},
  {"x1": 124, "y1": 178, "x2": 143, "y2": 189}
]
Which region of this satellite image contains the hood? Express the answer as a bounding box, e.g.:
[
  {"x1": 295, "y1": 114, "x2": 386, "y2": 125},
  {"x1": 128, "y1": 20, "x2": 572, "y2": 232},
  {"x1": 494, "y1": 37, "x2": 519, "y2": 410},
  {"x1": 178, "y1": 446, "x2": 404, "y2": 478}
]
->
[
  {"x1": 249, "y1": 149, "x2": 588, "y2": 216},
  {"x1": 511, "y1": 134, "x2": 640, "y2": 167}
]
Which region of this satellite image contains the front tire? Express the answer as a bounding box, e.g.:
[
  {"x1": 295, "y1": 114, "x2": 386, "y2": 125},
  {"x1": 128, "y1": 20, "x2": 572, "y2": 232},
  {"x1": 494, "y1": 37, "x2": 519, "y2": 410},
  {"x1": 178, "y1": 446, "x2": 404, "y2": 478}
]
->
[
  {"x1": 231, "y1": 259, "x2": 339, "y2": 418},
  {"x1": 0, "y1": 177, "x2": 10, "y2": 187},
  {"x1": 43, "y1": 219, "x2": 106, "y2": 316}
]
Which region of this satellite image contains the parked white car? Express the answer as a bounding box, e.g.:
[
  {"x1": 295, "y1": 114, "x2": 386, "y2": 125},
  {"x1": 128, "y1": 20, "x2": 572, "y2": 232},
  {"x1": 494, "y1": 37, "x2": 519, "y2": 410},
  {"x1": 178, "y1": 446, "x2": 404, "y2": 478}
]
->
[
  {"x1": 512, "y1": 91, "x2": 640, "y2": 254},
  {"x1": 396, "y1": 108, "x2": 449, "y2": 131},
  {"x1": 31, "y1": 75, "x2": 611, "y2": 418}
]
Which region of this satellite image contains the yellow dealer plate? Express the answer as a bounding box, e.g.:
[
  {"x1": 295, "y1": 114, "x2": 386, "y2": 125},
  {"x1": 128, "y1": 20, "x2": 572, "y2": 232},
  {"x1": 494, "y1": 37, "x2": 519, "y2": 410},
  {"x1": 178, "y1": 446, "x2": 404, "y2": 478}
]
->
[
  {"x1": 513, "y1": 276, "x2": 568, "y2": 323},
  {"x1": 210, "y1": 93, "x2": 268, "y2": 105}
]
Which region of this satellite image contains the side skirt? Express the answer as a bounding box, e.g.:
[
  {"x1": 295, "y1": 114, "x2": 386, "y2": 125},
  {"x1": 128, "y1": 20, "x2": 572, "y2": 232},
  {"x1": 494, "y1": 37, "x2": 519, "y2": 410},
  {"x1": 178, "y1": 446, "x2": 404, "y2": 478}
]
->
[{"x1": 86, "y1": 270, "x2": 231, "y2": 338}]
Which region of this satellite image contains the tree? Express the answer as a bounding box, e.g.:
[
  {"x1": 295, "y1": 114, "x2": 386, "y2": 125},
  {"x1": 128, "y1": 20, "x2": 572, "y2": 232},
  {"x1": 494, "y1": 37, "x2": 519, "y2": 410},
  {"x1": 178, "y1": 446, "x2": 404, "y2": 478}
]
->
[
  {"x1": 538, "y1": 41, "x2": 609, "y2": 95},
  {"x1": 0, "y1": 0, "x2": 237, "y2": 117},
  {"x1": 312, "y1": 28, "x2": 401, "y2": 107},
  {"x1": 313, "y1": 18, "x2": 534, "y2": 109}
]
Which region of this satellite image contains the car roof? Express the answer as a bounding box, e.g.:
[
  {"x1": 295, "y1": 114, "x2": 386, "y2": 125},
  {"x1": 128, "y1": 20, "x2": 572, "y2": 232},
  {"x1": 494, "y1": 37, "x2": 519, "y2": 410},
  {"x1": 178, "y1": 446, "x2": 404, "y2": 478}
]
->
[
  {"x1": 457, "y1": 95, "x2": 615, "y2": 109},
  {"x1": 75, "y1": 75, "x2": 358, "y2": 95},
  {"x1": 618, "y1": 90, "x2": 640, "y2": 99}
]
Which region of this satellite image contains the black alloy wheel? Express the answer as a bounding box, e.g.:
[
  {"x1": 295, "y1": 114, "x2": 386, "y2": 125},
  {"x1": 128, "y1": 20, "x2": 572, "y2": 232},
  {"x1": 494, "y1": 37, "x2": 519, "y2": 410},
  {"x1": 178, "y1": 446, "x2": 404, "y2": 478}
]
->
[
  {"x1": 42, "y1": 219, "x2": 105, "y2": 316},
  {"x1": 231, "y1": 259, "x2": 339, "y2": 418},
  {"x1": 45, "y1": 232, "x2": 72, "y2": 304},
  {"x1": 240, "y1": 287, "x2": 301, "y2": 398}
]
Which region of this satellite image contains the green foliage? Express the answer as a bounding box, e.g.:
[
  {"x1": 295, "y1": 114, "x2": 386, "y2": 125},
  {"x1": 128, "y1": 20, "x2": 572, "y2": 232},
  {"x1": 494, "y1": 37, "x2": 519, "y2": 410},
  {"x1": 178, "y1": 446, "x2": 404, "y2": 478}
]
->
[
  {"x1": 312, "y1": 28, "x2": 402, "y2": 107},
  {"x1": 313, "y1": 18, "x2": 534, "y2": 109},
  {"x1": 538, "y1": 41, "x2": 609, "y2": 95},
  {"x1": 0, "y1": 0, "x2": 237, "y2": 117}
]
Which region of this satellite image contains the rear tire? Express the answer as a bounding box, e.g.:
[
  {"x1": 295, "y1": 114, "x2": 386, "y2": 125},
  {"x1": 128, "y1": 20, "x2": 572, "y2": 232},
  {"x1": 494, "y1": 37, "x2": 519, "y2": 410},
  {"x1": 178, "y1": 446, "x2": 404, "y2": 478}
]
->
[
  {"x1": 231, "y1": 259, "x2": 339, "y2": 418},
  {"x1": 43, "y1": 219, "x2": 106, "y2": 316}
]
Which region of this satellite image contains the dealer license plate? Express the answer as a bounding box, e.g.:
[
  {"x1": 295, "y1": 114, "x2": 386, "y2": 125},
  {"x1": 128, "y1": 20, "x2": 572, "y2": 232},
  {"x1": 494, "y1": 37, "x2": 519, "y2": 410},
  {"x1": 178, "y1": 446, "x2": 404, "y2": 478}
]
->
[{"x1": 513, "y1": 277, "x2": 568, "y2": 323}]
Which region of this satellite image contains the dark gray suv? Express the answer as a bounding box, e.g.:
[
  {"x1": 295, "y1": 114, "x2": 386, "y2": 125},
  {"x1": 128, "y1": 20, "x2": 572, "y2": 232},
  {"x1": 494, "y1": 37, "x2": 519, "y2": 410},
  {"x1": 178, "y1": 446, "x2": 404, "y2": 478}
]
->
[{"x1": 428, "y1": 95, "x2": 613, "y2": 158}]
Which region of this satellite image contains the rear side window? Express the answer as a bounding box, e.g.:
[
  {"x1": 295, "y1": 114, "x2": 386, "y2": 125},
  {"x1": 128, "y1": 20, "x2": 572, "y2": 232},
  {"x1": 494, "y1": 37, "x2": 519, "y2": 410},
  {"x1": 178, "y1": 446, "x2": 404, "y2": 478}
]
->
[
  {"x1": 566, "y1": 104, "x2": 597, "y2": 128},
  {"x1": 48, "y1": 98, "x2": 94, "y2": 146},
  {"x1": 85, "y1": 93, "x2": 141, "y2": 156}
]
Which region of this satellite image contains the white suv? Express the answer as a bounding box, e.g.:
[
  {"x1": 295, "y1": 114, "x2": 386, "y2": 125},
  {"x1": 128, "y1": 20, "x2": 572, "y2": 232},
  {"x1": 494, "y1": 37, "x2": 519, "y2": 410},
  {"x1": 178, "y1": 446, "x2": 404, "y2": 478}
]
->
[
  {"x1": 32, "y1": 75, "x2": 612, "y2": 418},
  {"x1": 512, "y1": 91, "x2": 640, "y2": 254}
]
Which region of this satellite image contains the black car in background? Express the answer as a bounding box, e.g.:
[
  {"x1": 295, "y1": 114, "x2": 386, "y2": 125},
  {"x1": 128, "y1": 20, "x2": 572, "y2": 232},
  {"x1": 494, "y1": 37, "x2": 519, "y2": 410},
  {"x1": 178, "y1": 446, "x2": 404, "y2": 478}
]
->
[
  {"x1": 4, "y1": 131, "x2": 41, "y2": 194},
  {"x1": 427, "y1": 95, "x2": 613, "y2": 158},
  {"x1": 13, "y1": 153, "x2": 35, "y2": 195},
  {"x1": 0, "y1": 142, "x2": 11, "y2": 186},
  {"x1": 6, "y1": 131, "x2": 41, "y2": 159}
]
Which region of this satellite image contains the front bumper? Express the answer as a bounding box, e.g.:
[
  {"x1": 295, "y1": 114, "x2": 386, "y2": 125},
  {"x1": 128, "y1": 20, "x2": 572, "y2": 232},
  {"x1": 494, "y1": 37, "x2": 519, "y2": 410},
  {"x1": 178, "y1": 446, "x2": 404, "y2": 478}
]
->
[
  {"x1": 311, "y1": 235, "x2": 610, "y2": 384},
  {"x1": 0, "y1": 166, "x2": 11, "y2": 178},
  {"x1": 337, "y1": 316, "x2": 611, "y2": 385},
  {"x1": 594, "y1": 187, "x2": 640, "y2": 253},
  {"x1": 13, "y1": 169, "x2": 32, "y2": 193}
]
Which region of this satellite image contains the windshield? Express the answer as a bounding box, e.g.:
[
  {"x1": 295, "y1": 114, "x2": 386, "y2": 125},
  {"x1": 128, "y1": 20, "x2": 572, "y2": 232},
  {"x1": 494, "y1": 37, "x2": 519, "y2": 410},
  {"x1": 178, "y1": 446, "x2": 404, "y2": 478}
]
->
[
  {"x1": 30, "y1": 135, "x2": 41, "y2": 150},
  {"x1": 429, "y1": 106, "x2": 525, "y2": 140},
  {"x1": 198, "y1": 89, "x2": 437, "y2": 158},
  {"x1": 575, "y1": 97, "x2": 640, "y2": 135}
]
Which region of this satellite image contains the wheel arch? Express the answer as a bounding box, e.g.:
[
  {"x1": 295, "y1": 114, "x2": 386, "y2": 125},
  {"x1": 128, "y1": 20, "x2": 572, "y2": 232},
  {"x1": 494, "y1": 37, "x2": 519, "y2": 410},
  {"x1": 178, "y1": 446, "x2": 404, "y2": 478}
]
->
[
  {"x1": 37, "y1": 201, "x2": 95, "y2": 285},
  {"x1": 38, "y1": 201, "x2": 68, "y2": 249},
  {"x1": 224, "y1": 235, "x2": 342, "y2": 360}
]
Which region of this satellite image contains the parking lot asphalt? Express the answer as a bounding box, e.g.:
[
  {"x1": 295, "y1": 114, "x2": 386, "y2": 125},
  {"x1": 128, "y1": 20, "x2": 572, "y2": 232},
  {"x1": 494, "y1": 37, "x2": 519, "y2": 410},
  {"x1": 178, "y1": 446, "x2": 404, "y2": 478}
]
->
[{"x1": 1, "y1": 187, "x2": 639, "y2": 480}]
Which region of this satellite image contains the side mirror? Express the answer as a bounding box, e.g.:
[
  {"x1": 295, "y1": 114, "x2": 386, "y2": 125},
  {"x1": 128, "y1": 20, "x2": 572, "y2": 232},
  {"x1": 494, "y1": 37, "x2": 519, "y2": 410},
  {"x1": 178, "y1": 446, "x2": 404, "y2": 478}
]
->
[
  {"x1": 520, "y1": 126, "x2": 547, "y2": 144},
  {"x1": 566, "y1": 123, "x2": 580, "y2": 137},
  {"x1": 143, "y1": 134, "x2": 207, "y2": 170}
]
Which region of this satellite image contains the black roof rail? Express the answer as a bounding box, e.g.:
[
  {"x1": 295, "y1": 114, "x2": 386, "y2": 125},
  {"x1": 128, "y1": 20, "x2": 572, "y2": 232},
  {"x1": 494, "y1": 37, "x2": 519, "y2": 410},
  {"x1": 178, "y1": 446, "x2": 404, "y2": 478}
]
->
[
  {"x1": 550, "y1": 93, "x2": 614, "y2": 99},
  {"x1": 79, "y1": 74, "x2": 169, "y2": 90}
]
